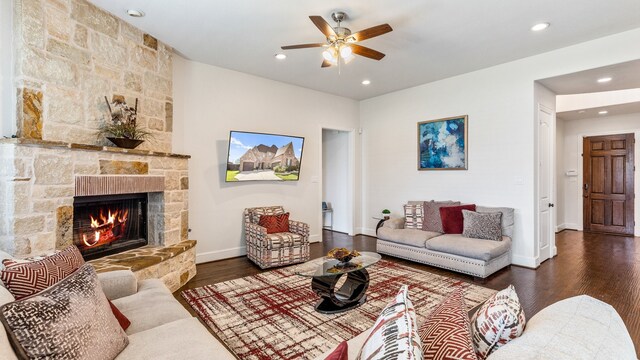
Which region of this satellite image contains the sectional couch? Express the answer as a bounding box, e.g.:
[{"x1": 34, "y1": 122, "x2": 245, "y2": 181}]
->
[{"x1": 377, "y1": 202, "x2": 514, "y2": 278}]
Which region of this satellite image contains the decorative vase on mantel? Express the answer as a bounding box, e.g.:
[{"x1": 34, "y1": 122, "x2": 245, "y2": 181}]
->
[{"x1": 98, "y1": 96, "x2": 153, "y2": 150}]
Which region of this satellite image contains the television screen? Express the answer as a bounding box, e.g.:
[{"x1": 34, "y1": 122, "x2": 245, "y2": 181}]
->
[{"x1": 226, "y1": 131, "x2": 305, "y2": 182}]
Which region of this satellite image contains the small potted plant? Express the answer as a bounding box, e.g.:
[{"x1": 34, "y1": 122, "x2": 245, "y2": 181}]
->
[
  {"x1": 97, "y1": 96, "x2": 154, "y2": 149},
  {"x1": 381, "y1": 209, "x2": 391, "y2": 220}
]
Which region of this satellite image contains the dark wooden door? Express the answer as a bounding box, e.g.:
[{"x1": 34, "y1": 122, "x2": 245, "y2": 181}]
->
[{"x1": 583, "y1": 134, "x2": 635, "y2": 235}]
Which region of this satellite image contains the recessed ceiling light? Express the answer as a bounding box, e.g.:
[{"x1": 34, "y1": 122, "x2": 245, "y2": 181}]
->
[
  {"x1": 597, "y1": 77, "x2": 612, "y2": 83},
  {"x1": 531, "y1": 22, "x2": 550, "y2": 32},
  {"x1": 274, "y1": 53, "x2": 287, "y2": 60},
  {"x1": 127, "y1": 9, "x2": 145, "y2": 17},
  {"x1": 361, "y1": 80, "x2": 371, "y2": 85},
  {"x1": 598, "y1": 110, "x2": 608, "y2": 115}
]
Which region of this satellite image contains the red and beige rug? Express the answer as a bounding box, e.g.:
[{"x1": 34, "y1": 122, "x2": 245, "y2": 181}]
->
[{"x1": 181, "y1": 259, "x2": 496, "y2": 360}]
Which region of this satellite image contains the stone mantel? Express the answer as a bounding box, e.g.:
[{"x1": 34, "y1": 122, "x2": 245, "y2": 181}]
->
[{"x1": 0, "y1": 138, "x2": 190, "y2": 159}]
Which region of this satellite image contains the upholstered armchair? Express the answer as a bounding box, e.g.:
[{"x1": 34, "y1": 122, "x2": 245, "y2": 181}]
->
[{"x1": 244, "y1": 206, "x2": 310, "y2": 269}]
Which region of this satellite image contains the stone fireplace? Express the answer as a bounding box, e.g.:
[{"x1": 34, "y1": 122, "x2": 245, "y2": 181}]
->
[{"x1": 1, "y1": 0, "x2": 196, "y2": 291}]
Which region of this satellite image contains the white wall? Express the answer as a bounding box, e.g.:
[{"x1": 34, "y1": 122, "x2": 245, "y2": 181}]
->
[
  {"x1": 558, "y1": 112, "x2": 640, "y2": 235},
  {"x1": 557, "y1": 89, "x2": 640, "y2": 112},
  {"x1": 360, "y1": 28, "x2": 640, "y2": 268},
  {"x1": 322, "y1": 129, "x2": 350, "y2": 233},
  {"x1": 556, "y1": 118, "x2": 565, "y2": 231},
  {"x1": 172, "y1": 56, "x2": 360, "y2": 263},
  {"x1": 0, "y1": 0, "x2": 13, "y2": 137}
]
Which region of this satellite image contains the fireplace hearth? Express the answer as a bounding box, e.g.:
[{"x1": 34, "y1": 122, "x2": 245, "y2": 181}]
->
[{"x1": 73, "y1": 193, "x2": 148, "y2": 260}]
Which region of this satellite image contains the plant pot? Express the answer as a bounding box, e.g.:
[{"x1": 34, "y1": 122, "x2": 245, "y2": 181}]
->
[{"x1": 107, "y1": 137, "x2": 144, "y2": 149}]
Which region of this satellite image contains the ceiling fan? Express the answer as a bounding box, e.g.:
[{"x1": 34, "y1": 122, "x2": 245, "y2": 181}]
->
[{"x1": 281, "y1": 11, "x2": 393, "y2": 68}]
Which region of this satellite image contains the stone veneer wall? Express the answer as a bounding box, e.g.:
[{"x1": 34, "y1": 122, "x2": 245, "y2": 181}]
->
[
  {"x1": 0, "y1": 140, "x2": 189, "y2": 258},
  {"x1": 13, "y1": 0, "x2": 173, "y2": 152}
]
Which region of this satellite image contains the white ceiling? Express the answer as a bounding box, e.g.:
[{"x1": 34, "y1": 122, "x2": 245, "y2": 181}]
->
[
  {"x1": 90, "y1": 0, "x2": 640, "y2": 100},
  {"x1": 557, "y1": 101, "x2": 640, "y2": 121},
  {"x1": 539, "y1": 59, "x2": 640, "y2": 95}
]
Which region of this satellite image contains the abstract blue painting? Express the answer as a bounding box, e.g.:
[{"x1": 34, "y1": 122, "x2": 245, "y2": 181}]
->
[{"x1": 418, "y1": 116, "x2": 468, "y2": 170}]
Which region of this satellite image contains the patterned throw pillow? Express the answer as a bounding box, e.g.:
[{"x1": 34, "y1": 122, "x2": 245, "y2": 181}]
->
[
  {"x1": 250, "y1": 207, "x2": 285, "y2": 224},
  {"x1": 419, "y1": 287, "x2": 478, "y2": 360},
  {"x1": 258, "y1": 213, "x2": 290, "y2": 234},
  {"x1": 440, "y1": 205, "x2": 477, "y2": 234},
  {"x1": 470, "y1": 285, "x2": 526, "y2": 359},
  {"x1": 0, "y1": 245, "x2": 85, "y2": 300},
  {"x1": 358, "y1": 285, "x2": 423, "y2": 360},
  {"x1": 404, "y1": 204, "x2": 424, "y2": 230},
  {"x1": 0, "y1": 264, "x2": 129, "y2": 359},
  {"x1": 423, "y1": 201, "x2": 461, "y2": 233},
  {"x1": 324, "y1": 341, "x2": 348, "y2": 360},
  {"x1": 462, "y1": 210, "x2": 503, "y2": 241}
]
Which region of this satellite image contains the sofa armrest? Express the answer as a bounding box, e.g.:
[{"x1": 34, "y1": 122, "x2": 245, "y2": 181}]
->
[
  {"x1": 246, "y1": 222, "x2": 268, "y2": 241},
  {"x1": 383, "y1": 218, "x2": 405, "y2": 230},
  {"x1": 289, "y1": 220, "x2": 310, "y2": 238},
  {"x1": 97, "y1": 270, "x2": 138, "y2": 300}
]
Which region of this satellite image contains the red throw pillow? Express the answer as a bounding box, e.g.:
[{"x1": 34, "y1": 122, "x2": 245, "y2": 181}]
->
[
  {"x1": 324, "y1": 341, "x2": 348, "y2": 360},
  {"x1": 440, "y1": 204, "x2": 477, "y2": 234},
  {"x1": 108, "y1": 300, "x2": 131, "y2": 331},
  {"x1": 0, "y1": 245, "x2": 85, "y2": 299},
  {"x1": 258, "y1": 212, "x2": 290, "y2": 234}
]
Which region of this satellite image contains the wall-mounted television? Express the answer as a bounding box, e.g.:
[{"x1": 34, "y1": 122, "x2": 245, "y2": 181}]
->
[{"x1": 226, "y1": 131, "x2": 305, "y2": 182}]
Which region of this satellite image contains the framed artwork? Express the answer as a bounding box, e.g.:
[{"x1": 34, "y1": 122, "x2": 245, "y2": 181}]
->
[{"x1": 417, "y1": 115, "x2": 468, "y2": 170}]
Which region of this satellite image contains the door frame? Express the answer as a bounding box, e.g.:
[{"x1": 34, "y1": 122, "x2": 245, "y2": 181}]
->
[
  {"x1": 319, "y1": 126, "x2": 356, "y2": 236},
  {"x1": 536, "y1": 103, "x2": 557, "y2": 266},
  {"x1": 575, "y1": 129, "x2": 640, "y2": 236}
]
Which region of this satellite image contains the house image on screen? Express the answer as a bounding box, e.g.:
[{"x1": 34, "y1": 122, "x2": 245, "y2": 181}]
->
[{"x1": 238, "y1": 142, "x2": 299, "y2": 172}]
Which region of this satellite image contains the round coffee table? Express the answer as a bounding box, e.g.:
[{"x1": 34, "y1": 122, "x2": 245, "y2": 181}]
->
[{"x1": 295, "y1": 251, "x2": 381, "y2": 314}]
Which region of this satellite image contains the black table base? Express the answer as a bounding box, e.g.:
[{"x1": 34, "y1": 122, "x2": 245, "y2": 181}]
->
[{"x1": 311, "y1": 268, "x2": 370, "y2": 314}]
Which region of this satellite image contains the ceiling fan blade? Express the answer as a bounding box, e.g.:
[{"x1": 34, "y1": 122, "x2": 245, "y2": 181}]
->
[
  {"x1": 321, "y1": 59, "x2": 333, "y2": 68},
  {"x1": 350, "y1": 24, "x2": 393, "y2": 42},
  {"x1": 281, "y1": 43, "x2": 326, "y2": 50},
  {"x1": 309, "y1": 16, "x2": 337, "y2": 38},
  {"x1": 351, "y1": 44, "x2": 386, "y2": 60}
]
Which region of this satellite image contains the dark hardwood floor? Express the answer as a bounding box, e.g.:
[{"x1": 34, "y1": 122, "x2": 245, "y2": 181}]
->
[{"x1": 176, "y1": 229, "x2": 640, "y2": 355}]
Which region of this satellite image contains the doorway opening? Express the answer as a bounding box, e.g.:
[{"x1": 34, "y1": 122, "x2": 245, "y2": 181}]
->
[{"x1": 321, "y1": 128, "x2": 355, "y2": 235}]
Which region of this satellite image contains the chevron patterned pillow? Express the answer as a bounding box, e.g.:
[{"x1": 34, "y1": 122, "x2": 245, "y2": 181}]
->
[
  {"x1": 0, "y1": 246, "x2": 85, "y2": 300},
  {"x1": 419, "y1": 287, "x2": 478, "y2": 360},
  {"x1": 258, "y1": 212, "x2": 290, "y2": 234}
]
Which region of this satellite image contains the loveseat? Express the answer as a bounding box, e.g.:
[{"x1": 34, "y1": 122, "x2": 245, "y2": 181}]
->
[
  {"x1": 377, "y1": 202, "x2": 514, "y2": 278},
  {"x1": 0, "y1": 269, "x2": 235, "y2": 360},
  {"x1": 317, "y1": 295, "x2": 637, "y2": 359}
]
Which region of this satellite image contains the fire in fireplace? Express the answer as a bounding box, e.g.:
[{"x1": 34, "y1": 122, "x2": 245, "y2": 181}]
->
[{"x1": 73, "y1": 193, "x2": 148, "y2": 260}]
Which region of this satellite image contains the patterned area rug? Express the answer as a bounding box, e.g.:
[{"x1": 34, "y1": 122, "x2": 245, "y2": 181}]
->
[{"x1": 182, "y1": 260, "x2": 496, "y2": 360}]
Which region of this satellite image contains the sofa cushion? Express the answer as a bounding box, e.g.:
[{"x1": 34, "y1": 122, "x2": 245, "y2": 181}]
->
[
  {"x1": 403, "y1": 204, "x2": 424, "y2": 229},
  {"x1": 422, "y1": 201, "x2": 460, "y2": 233},
  {"x1": 476, "y1": 206, "x2": 515, "y2": 239},
  {"x1": 0, "y1": 286, "x2": 17, "y2": 360},
  {"x1": 265, "y1": 232, "x2": 304, "y2": 249},
  {"x1": 485, "y1": 295, "x2": 636, "y2": 360},
  {"x1": 112, "y1": 279, "x2": 191, "y2": 335},
  {"x1": 425, "y1": 235, "x2": 511, "y2": 261},
  {"x1": 117, "y1": 317, "x2": 236, "y2": 360},
  {"x1": 0, "y1": 264, "x2": 128, "y2": 360},
  {"x1": 440, "y1": 204, "x2": 477, "y2": 234},
  {"x1": 377, "y1": 227, "x2": 441, "y2": 248},
  {"x1": 324, "y1": 341, "x2": 348, "y2": 360},
  {"x1": 462, "y1": 210, "x2": 503, "y2": 241}
]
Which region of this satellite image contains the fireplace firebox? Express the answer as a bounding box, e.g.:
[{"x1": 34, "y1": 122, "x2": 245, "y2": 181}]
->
[{"x1": 73, "y1": 193, "x2": 148, "y2": 260}]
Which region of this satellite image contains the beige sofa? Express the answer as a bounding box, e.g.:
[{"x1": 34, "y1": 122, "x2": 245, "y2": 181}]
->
[
  {"x1": 318, "y1": 295, "x2": 637, "y2": 359},
  {"x1": 0, "y1": 270, "x2": 235, "y2": 360},
  {"x1": 377, "y1": 204, "x2": 514, "y2": 278}
]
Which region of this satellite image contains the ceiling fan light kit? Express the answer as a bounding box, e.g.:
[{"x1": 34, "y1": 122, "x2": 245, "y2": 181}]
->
[{"x1": 281, "y1": 11, "x2": 393, "y2": 68}]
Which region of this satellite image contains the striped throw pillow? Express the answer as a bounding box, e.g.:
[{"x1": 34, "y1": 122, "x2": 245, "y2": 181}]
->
[
  {"x1": 358, "y1": 285, "x2": 423, "y2": 360},
  {"x1": 0, "y1": 246, "x2": 85, "y2": 300},
  {"x1": 471, "y1": 285, "x2": 526, "y2": 359},
  {"x1": 404, "y1": 204, "x2": 424, "y2": 229}
]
